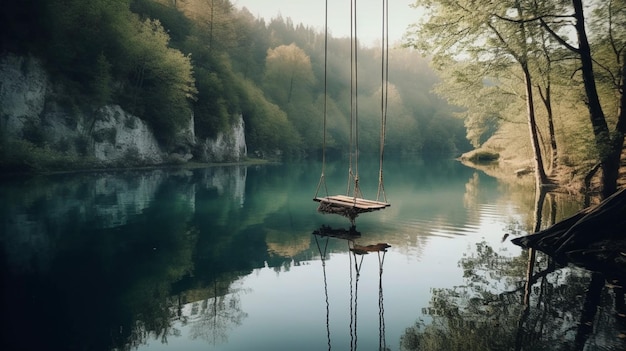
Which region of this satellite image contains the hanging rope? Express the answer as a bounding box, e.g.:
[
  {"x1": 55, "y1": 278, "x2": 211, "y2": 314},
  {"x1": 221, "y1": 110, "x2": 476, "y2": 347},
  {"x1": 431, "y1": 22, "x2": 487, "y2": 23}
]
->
[
  {"x1": 377, "y1": 0, "x2": 389, "y2": 203},
  {"x1": 347, "y1": 0, "x2": 362, "y2": 201},
  {"x1": 314, "y1": 0, "x2": 330, "y2": 199},
  {"x1": 314, "y1": 0, "x2": 390, "y2": 222}
]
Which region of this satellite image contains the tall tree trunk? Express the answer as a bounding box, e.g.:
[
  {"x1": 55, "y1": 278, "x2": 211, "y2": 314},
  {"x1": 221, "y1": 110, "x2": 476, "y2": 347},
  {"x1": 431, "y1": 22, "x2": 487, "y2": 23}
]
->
[
  {"x1": 536, "y1": 17, "x2": 559, "y2": 177},
  {"x1": 523, "y1": 65, "x2": 549, "y2": 186},
  {"x1": 538, "y1": 85, "x2": 558, "y2": 176},
  {"x1": 209, "y1": 0, "x2": 214, "y2": 49},
  {"x1": 537, "y1": 84, "x2": 558, "y2": 176},
  {"x1": 547, "y1": 101, "x2": 558, "y2": 176},
  {"x1": 572, "y1": 0, "x2": 615, "y2": 198},
  {"x1": 619, "y1": 50, "x2": 626, "y2": 141},
  {"x1": 513, "y1": 0, "x2": 548, "y2": 187},
  {"x1": 607, "y1": 50, "x2": 626, "y2": 192},
  {"x1": 287, "y1": 71, "x2": 294, "y2": 104}
]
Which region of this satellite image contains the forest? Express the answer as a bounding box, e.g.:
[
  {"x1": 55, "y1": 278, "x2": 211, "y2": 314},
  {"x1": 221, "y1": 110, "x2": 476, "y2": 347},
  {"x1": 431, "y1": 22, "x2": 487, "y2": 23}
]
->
[
  {"x1": 0, "y1": 0, "x2": 469, "y2": 164},
  {"x1": 1, "y1": 0, "x2": 624, "y2": 196}
]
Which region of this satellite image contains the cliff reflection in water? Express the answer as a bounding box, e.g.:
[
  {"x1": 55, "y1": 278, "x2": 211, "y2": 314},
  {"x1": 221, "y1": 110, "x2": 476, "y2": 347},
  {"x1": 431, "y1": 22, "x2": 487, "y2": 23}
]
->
[
  {"x1": 1, "y1": 169, "x2": 197, "y2": 350},
  {"x1": 0, "y1": 166, "x2": 259, "y2": 351}
]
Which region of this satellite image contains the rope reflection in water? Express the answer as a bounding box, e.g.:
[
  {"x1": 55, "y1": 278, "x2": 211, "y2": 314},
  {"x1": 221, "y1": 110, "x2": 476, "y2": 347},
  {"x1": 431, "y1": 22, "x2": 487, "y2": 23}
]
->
[{"x1": 313, "y1": 226, "x2": 391, "y2": 351}]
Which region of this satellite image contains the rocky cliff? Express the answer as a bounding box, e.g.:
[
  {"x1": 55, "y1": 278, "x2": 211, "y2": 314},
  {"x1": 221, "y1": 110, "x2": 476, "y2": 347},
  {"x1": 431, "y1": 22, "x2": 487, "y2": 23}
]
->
[
  {"x1": 196, "y1": 116, "x2": 247, "y2": 162},
  {"x1": 0, "y1": 53, "x2": 247, "y2": 167}
]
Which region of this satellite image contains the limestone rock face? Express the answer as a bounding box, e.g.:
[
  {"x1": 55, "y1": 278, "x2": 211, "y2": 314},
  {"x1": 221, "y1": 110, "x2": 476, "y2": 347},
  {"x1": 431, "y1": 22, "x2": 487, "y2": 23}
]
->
[
  {"x1": 197, "y1": 115, "x2": 247, "y2": 162},
  {"x1": 0, "y1": 53, "x2": 164, "y2": 164},
  {"x1": 92, "y1": 105, "x2": 163, "y2": 163},
  {"x1": 0, "y1": 53, "x2": 248, "y2": 166},
  {"x1": 0, "y1": 54, "x2": 48, "y2": 136}
]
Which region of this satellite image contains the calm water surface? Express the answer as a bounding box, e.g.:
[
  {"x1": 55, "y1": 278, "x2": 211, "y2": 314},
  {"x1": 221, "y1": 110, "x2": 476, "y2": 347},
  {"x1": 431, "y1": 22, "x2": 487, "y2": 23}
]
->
[{"x1": 1, "y1": 158, "x2": 625, "y2": 350}]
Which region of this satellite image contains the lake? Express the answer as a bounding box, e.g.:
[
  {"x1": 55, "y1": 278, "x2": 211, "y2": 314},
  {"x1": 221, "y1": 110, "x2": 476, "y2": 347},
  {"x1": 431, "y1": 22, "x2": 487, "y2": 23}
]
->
[{"x1": 1, "y1": 157, "x2": 625, "y2": 351}]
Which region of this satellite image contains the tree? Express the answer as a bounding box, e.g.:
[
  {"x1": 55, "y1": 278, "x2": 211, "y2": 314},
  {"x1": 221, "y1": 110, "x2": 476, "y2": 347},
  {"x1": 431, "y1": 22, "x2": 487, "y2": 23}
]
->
[
  {"x1": 227, "y1": 7, "x2": 271, "y2": 81},
  {"x1": 428, "y1": 59, "x2": 512, "y2": 149},
  {"x1": 124, "y1": 18, "x2": 197, "y2": 145},
  {"x1": 407, "y1": 0, "x2": 550, "y2": 186},
  {"x1": 536, "y1": 0, "x2": 624, "y2": 197},
  {"x1": 175, "y1": 0, "x2": 237, "y2": 51},
  {"x1": 264, "y1": 43, "x2": 316, "y2": 105},
  {"x1": 41, "y1": 0, "x2": 197, "y2": 146},
  {"x1": 239, "y1": 78, "x2": 302, "y2": 157},
  {"x1": 131, "y1": 0, "x2": 193, "y2": 44},
  {"x1": 586, "y1": 0, "x2": 626, "y2": 196},
  {"x1": 507, "y1": 1, "x2": 624, "y2": 195},
  {"x1": 532, "y1": 25, "x2": 566, "y2": 176}
]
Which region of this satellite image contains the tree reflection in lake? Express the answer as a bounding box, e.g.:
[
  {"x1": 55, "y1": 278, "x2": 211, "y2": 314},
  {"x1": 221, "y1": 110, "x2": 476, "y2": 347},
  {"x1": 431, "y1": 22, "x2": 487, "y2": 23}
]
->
[
  {"x1": 400, "y1": 186, "x2": 626, "y2": 351},
  {"x1": 313, "y1": 226, "x2": 391, "y2": 351},
  {"x1": 182, "y1": 277, "x2": 249, "y2": 345},
  {"x1": 400, "y1": 242, "x2": 626, "y2": 350}
]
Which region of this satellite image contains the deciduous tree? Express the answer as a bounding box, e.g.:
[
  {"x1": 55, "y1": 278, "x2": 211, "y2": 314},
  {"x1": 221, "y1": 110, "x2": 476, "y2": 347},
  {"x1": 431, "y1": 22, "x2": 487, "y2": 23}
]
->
[{"x1": 407, "y1": 0, "x2": 551, "y2": 185}]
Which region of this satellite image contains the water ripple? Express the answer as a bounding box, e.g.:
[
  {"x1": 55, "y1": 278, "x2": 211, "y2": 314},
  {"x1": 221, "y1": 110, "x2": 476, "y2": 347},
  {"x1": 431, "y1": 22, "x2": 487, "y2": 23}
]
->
[{"x1": 381, "y1": 203, "x2": 515, "y2": 239}]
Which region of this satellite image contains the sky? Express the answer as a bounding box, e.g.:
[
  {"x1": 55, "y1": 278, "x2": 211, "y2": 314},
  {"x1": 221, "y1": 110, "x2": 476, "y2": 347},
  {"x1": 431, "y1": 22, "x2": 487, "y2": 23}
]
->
[{"x1": 232, "y1": 0, "x2": 422, "y2": 47}]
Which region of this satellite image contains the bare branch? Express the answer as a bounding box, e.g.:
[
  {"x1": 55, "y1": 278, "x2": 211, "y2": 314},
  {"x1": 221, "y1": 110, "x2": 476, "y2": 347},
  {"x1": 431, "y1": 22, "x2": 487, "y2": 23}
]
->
[
  {"x1": 592, "y1": 58, "x2": 619, "y2": 89},
  {"x1": 492, "y1": 13, "x2": 573, "y2": 24},
  {"x1": 539, "y1": 18, "x2": 579, "y2": 54}
]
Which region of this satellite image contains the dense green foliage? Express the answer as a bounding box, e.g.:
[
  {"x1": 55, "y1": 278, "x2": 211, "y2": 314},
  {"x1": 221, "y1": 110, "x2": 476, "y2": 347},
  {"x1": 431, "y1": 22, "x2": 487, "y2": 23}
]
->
[
  {"x1": 407, "y1": 0, "x2": 626, "y2": 186},
  {"x1": 1, "y1": 0, "x2": 469, "y2": 159}
]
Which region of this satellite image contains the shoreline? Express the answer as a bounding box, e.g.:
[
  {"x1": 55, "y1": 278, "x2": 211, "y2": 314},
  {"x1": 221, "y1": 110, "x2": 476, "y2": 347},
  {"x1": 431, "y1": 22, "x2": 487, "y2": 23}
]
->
[{"x1": 0, "y1": 158, "x2": 273, "y2": 179}]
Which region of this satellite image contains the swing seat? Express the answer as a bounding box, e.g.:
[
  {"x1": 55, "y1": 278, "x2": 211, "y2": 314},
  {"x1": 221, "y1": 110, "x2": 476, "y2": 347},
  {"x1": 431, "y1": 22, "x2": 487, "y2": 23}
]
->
[{"x1": 314, "y1": 194, "x2": 390, "y2": 213}]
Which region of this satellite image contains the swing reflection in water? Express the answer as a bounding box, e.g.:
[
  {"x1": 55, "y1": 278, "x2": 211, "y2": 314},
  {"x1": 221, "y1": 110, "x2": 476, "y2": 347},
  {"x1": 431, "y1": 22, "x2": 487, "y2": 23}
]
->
[{"x1": 313, "y1": 226, "x2": 390, "y2": 351}]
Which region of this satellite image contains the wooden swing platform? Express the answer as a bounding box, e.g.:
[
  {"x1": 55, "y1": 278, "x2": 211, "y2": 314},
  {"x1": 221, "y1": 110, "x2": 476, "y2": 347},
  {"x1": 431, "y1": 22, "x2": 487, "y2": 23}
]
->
[{"x1": 314, "y1": 195, "x2": 390, "y2": 215}]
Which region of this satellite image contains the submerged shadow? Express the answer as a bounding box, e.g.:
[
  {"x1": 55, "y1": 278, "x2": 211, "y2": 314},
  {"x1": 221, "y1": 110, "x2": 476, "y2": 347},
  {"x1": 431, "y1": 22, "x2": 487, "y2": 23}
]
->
[{"x1": 313, "y1": 225, "x2": 391, "y2": 351}]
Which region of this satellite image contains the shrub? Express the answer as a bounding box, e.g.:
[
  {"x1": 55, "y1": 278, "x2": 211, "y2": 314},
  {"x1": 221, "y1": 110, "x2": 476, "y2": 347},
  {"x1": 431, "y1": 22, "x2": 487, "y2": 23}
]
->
[{"x1": 461, "y1": 149, "x2": 500, "y2": 163}]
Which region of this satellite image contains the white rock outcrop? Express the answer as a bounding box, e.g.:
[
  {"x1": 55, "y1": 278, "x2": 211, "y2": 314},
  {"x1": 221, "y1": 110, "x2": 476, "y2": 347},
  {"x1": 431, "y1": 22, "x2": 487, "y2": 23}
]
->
[
  {"x1": 0, "y1": 53, "x2": 247, "y2": 165},
  {"x1": 198, "y1": 115, "x2": 247, "y2": 162},
  {"x1": 0, "y1": 54, "x2": 48, "y2": 136},
  {"x1": 92, "y1": 105, "x2": 163, "y2": 163},
  {"x1": 0, "y1": 53, "x2": 164, "y2": 163}
]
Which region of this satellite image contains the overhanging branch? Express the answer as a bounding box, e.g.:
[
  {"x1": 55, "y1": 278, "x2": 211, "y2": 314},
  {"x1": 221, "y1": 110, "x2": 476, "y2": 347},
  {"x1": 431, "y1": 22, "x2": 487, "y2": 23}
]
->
[{"x1": 539, "y1": 18, "x2": 579, "y2": 54}]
